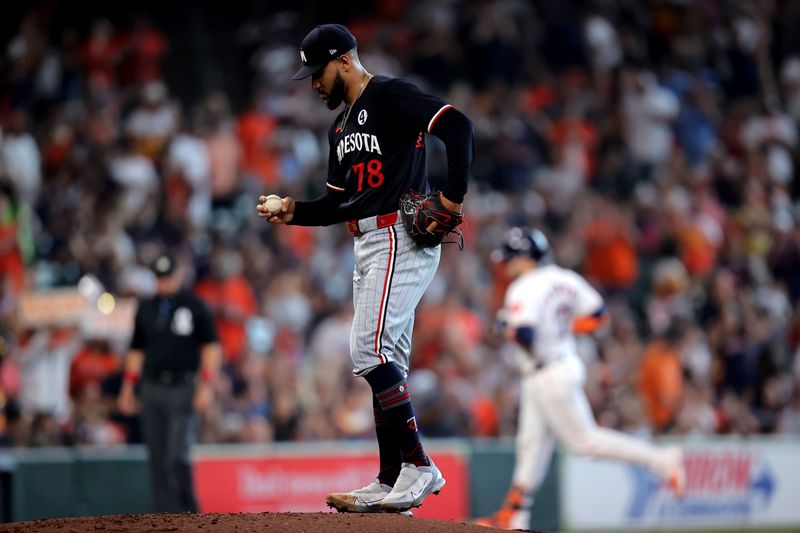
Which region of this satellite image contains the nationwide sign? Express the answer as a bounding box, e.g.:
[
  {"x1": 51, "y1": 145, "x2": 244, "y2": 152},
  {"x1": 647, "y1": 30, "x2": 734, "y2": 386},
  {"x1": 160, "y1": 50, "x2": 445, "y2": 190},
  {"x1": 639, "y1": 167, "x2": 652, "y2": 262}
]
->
[
  {"x1": 627, "y1": 451, "x2": 774, "y2": 522},
  {"x1": 562, "y1": 439, "x2": 800, "y2": 530}
]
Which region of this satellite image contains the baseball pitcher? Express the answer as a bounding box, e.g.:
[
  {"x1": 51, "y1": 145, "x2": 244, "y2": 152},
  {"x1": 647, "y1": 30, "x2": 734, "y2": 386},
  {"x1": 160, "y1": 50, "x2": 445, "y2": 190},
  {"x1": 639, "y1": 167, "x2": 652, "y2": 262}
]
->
[{"x1": 256, "y1": 24, "x2": 473, "y2": 513}]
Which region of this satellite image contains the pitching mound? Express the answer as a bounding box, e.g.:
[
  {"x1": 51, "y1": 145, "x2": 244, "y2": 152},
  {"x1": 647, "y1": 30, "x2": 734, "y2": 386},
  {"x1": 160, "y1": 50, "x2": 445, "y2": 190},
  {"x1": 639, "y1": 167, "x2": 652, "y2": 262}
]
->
[{"x1": 1, "y1": 512, "x2": 530, "y2": 532}]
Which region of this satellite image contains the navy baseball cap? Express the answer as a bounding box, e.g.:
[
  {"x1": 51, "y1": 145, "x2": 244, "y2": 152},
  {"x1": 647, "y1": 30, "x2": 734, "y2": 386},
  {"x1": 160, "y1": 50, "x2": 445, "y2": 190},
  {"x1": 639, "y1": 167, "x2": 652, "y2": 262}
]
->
[
  {"x1": 491, "y1": 227, "x2": 551, "y2": 263},
  {"x1": 292, "y1": 24, "x2": 357, "y2": 80}
]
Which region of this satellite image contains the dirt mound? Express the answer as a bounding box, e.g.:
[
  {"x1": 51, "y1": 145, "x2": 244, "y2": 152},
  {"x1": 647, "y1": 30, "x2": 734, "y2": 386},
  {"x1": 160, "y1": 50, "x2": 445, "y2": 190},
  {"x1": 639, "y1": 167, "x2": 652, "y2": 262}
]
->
[{"x1": 0, "y1": 512, "x2": 530, "y2": 532}]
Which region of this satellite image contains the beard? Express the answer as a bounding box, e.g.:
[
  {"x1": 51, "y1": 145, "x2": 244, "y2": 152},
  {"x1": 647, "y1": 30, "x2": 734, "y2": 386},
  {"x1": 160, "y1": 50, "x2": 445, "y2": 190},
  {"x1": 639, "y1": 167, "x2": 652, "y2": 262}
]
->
[{"x1": 325, "y1": 72, "x2": 346, "y2": 110}]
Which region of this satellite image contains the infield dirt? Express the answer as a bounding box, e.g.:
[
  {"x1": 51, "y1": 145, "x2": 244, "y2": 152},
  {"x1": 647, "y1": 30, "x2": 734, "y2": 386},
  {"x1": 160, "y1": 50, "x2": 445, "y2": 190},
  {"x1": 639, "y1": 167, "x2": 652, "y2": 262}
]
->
[{"x1": 0, "y1": 512, "x2": 538, "y2": 532}]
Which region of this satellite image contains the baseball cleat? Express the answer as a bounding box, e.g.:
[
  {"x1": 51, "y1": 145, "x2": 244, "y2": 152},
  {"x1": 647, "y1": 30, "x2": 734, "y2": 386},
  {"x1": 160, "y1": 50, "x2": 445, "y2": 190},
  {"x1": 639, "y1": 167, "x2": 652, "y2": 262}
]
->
[
  {"x1": 380, "y1": 459, "x2": 446, "y2": 512},
  {"x1": 472, "y1": 515, "x2": 506, "y2": 529},
  {"x1": 326, "y1": 479, "x2": 392, "y2": 513},
  {"x1": 471, "y1": 508, "x2": 530, "y2": 530}
]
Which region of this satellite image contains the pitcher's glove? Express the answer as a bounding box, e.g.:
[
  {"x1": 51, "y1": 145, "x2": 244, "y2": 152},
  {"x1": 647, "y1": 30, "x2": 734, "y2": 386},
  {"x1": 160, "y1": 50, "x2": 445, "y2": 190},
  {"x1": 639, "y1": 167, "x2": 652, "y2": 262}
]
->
[{"x1": 399, "y1": 190, "x2": 464, "y2": 249}]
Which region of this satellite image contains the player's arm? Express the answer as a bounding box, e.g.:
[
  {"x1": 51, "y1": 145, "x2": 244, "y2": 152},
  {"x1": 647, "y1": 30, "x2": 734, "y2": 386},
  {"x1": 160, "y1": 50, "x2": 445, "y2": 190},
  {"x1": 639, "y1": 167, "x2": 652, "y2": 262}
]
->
[
  {"x1": 500, "y1": 289, "x2": 538, "y2": 353},
  {"x1": 193, "y1": 299, "x2": 222, "y2": 412},
  {"x1": 572, "y1": 304, "x2": 608, "y2": 334},
  {"x1": 497, "y1": 308, "x2": 537, "y2": 351},
  {"x1": 117, "y1": 348, "x2": 144, "y2": 415},
  {"x1": 571, "y1": 272, "x2": 609, "y2": 334},
  {"x1": 427, "y1": 106, "x2": 474, "y2": 211},
  {"x1": 120, "y1": 349, "x2": 145, "y2": 382},
  {"x1": 194, "y1": 342, "x2": 222, "y2": 412},
  {"x1": 511, "y1": 324, "x2": 537, "y2": 350},
  {"x1": 256, "y1": 190, "x2": 346, "y2": 226},
  {"x1": 384, "y1": 79, "x2": 474, "y2": 209},
  {"x1": 287, "y1": 188, "x2": 348, "y2": 226},
  {"x1": 199, "y1": 342, "x2": 222, "y2": 379},
  {"x1": 117, "y1": 303, "x2": 146, "y2": 415}
]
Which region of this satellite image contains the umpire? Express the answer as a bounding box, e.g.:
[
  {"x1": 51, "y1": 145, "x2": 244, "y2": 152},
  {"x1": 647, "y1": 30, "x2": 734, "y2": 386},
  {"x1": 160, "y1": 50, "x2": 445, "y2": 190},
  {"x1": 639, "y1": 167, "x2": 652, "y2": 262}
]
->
[{"x1": 117, "y1": 252, "x2": 221, "y2": 513}]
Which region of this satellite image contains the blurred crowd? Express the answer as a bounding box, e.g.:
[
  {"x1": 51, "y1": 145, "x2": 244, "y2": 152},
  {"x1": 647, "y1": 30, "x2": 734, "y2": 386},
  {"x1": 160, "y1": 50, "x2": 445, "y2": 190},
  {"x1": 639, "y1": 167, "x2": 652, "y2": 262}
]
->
[{"x1": 1, "y1": 0, "x2": 800, "y2": 448}]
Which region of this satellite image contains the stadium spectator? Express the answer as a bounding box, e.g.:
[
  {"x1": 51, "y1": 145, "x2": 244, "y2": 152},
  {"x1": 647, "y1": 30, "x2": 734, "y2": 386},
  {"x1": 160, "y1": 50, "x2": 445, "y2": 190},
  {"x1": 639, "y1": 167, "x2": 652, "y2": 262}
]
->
[
  {"x1": 194, "y1": 246, "x2": 257, "y2": 365},
  {"x1": 0, "y1": 0, "x2": 799, "y2": 451},
  {"x1": 237, "y1": 94, "x2": 280, "y2": 188},
  {"x1": 164, "y1": 112, "x2": 213, "y2": 231},
  {"x1": 69, "y1": 338, "x2": 120, "y2": 398},
  {"x1": 199, "y1": 91, "x2": 244, "y2": 208},
  {"x1": 118, "y1": 16, "x2": 168, "y2": 87},
  {"x1": 620, "y1": 66, "x2": 680, "y2": 182},
  {"x1": 125, "y1": 80, "x2": 178, "y2": 160},
  {"x1": 79, "y1": 18, "x2": 123, "y2": 89},
  {"x1": 16, "y1": 326, "x2": 80, "y2": 425},
  {"x1": 638, "y1": 322, "x2": 686, "y2": 432},
  {"x1": 0, "y1": 182, "x2": 26, "y2": 294},
  {"x1": 580, "y1": 196, "x2": 639, "y2": 294}
]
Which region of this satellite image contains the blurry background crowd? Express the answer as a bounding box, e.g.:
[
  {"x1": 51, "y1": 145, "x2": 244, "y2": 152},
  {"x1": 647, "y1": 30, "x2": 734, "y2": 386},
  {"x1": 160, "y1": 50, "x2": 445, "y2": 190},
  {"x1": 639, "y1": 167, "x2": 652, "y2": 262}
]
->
[{"x1": 1, "y1": 0, "x2": 800, "y2": 448}]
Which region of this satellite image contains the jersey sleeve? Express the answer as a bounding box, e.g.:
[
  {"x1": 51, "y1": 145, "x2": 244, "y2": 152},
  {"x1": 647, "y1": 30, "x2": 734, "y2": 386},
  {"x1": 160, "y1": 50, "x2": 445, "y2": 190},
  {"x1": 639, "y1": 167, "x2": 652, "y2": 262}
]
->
[
  {"x1": 193, "y1": 297, "x2": 219, "y2": 345},
  {"x1": 571, "y1": 272, "x2": 605, "y2": 317},
  {"x1": 503, "y1": 280, "x2": 536, "y2": 328},
  {"x1": 382, "y1": 78, "x2": 453, "y2": 134},
  {"x1": 129, "y1": 302, "x2": 146, "y2": 350},
  {"x1": 325, "y1": 119, "x2": 347, "y2": 192}
]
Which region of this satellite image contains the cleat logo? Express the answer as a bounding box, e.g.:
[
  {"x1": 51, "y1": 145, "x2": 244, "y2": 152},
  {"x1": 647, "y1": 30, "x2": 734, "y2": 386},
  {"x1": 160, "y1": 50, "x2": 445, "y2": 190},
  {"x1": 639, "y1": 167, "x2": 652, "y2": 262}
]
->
[{"x1": 408, "y1": 473, "x2": 433, "y2": 501}]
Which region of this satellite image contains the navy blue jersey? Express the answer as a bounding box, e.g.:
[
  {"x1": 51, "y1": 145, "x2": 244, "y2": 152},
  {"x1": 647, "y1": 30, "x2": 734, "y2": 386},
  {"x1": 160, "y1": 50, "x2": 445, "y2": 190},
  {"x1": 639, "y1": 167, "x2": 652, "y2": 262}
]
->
[{"x1": 324, "y1": 75, "x2": 454, "y2": 219}]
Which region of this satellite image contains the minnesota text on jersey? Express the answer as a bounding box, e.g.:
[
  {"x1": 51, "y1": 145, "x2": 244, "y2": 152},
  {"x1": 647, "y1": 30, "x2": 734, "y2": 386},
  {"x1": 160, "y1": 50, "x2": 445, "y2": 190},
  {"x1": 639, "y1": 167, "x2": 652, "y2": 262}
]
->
[{"x1": 336, "y1": 132, "x2": 382, "y2": 163}]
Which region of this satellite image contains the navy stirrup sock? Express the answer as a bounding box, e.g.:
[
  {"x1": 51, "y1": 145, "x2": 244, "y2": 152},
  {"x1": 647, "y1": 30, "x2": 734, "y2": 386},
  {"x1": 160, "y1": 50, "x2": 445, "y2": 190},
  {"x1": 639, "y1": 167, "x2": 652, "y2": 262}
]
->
[
  {"x1": 365, "y1": 362, "x2": 429, "y2": 467},
  {"x1": 373, "y1": 395, "x2": 401, "y2": 485}
]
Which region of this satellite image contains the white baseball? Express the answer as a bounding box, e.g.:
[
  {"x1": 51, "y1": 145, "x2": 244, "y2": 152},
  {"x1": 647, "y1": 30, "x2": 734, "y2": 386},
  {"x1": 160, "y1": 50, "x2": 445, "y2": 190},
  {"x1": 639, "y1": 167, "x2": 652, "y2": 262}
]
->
[{"x1": 263, "y1": 195, "x2": 283, "y2": 215}]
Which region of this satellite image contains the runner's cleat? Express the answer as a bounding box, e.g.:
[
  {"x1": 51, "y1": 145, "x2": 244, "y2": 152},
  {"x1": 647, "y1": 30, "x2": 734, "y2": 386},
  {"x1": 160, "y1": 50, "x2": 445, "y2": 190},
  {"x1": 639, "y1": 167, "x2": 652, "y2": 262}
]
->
[{"x1": 666, "y1": 446, "x2": 686, "y2": 499}]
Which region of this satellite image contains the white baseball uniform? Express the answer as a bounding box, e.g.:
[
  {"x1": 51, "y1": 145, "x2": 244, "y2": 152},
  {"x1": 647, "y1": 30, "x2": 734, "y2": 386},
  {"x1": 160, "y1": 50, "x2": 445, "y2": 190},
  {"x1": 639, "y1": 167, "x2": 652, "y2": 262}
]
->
[{"x1": 503, "y1": 264, "x2": 679, "y2": 511}]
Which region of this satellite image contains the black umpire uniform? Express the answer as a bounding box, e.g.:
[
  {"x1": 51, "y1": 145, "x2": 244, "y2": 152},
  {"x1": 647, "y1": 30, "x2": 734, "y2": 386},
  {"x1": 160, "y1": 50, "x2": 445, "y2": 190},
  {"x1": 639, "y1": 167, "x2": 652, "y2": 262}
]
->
[{"x1": 118, "y1": 253, "x2": 221, "y2": 513}]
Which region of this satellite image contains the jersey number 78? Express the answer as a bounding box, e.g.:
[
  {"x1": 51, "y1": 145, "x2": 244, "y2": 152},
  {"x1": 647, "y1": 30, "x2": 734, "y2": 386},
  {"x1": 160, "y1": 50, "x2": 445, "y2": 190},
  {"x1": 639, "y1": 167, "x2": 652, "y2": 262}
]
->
[{"x1": 352, "y1": 159, "x2": 384, "y2": 191}]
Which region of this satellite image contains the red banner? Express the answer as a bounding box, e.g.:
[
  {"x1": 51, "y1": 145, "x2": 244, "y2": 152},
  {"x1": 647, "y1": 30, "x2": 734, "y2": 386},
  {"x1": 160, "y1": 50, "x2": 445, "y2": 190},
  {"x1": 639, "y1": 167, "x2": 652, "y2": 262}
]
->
[{"x1": 195, "y1": 451, "x2": 468, "y2": 521}]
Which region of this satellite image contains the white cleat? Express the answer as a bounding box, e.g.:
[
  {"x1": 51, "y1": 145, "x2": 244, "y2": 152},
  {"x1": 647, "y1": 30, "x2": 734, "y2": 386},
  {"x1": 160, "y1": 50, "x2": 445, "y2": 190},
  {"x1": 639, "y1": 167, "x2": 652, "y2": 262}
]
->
[
  {"x1": 326, "y1": 479, "x2": 392, "y2": 513},
  {"x1": 380, "y1": 460, "x2": 446, "y2": 512}
]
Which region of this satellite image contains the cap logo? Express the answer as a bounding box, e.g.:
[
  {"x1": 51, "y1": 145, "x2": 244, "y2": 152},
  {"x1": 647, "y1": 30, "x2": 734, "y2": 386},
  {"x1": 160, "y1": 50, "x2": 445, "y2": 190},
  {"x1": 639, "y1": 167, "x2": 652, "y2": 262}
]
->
[
  {"x1": 329, "y1": 48, "x2": 337, "y2": 55},
  {"x1": 300, "y1": 50, "x2": 307, "y2": 63},
  {"x1": 156, "y1": 257, "x2": 171, "y2": 272}
]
